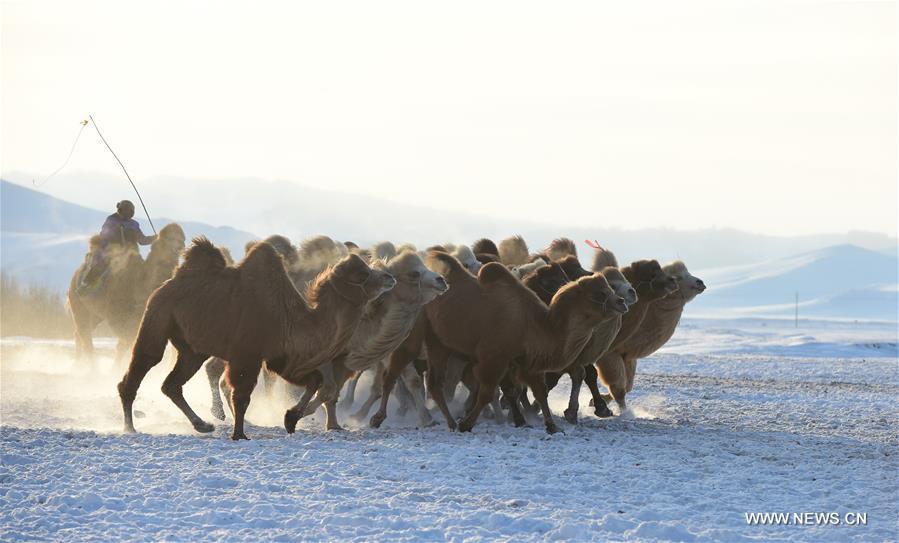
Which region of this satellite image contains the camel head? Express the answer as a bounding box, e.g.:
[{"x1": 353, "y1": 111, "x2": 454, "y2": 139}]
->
[
  {"x1": 599, "y1": 266, "x2": 638, "y2": 306},
  {"x1": 330, "y1": 253, "x2": 396, "y2": 303},
  {"x1": 512, "y1": 259, "x2": 548, "y2": 280},
  {"x1": 553, "y1": 273, "x2": 628, "y2": 317},
  {"x1": 153, "y1": 223, "x2": 186, "y2": 256},
  {"x1": 524, "y1": 261, "x2": 571, "y2": 303},
  {"x1": 381, "y1": 250, "x2": 448, "y2": 305},
  {"x1": 451, "y1": 245, "x2": 481, "y2": 275},
  {"x1": 556, "y1": 255, "x2": 590, "y2": 281},
  {"x1": 627, "y1": 259, "x2": 678, "y2": 301},
  {"x1": 663, "y1": 261, "x2": 706, "y2": 302}
]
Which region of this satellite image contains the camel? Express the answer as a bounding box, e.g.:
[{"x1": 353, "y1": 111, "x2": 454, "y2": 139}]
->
[
  {"x1": 596, "y1": 261, "x2": 705, "y2": 408},
  {"x1": 375, "y1": 252, "x2": 628, "y2": 434},
  {"x1": 67, "y1": 223, "x2": 186, "y2": 360},
  {"x1": 283, "y1": 250, "x2": 448, "y2": 431},
  {"x1": 117, "y1": 238, "x2": 395, "y2": 440},
  {"x1": 592, "y1": 255, "x2": 678, "y2": 410},
  {"x1": 498, "y1": 235, "x2": 530, "y2": 267}
]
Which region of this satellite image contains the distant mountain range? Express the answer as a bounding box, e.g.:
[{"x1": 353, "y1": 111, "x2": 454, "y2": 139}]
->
[
  {"x1": 692, "y1": 244, "x2": 898, "y2": 321},
  {"x1": 3, "y1": 172, "x2": 896, "y2": 270},
  {"x1": 1, "y1": 177, "x2": 896, "y2": 320}
]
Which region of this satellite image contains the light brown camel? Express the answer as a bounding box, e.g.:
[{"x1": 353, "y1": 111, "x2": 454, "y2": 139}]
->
[
  {"x1": 376, "y1": 252, "x2": 628, "y2": 434},
  {"x1": 117, "y1": 238, "x2": 395, "y2": 440},
  {"x1": 597, "y1": 260, "x2": 705, "y2": 407},
  {"x1": 67, "y1": 223, "x2": 186, "y2": 360},
  {"x1": 283, "y1": 250, "x2": 448, "y2": 431},
  {"x1": 593, "y1": 256, "x2": 679, "y2": 410}
]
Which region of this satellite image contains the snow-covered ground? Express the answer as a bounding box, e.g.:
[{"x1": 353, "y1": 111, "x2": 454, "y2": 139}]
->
[{"x1": 2, "y1": 318, "x2": 897, "y2": 542}]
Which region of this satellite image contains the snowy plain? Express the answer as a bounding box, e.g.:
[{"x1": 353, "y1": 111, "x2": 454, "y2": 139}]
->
[{"x1": 1, "y1": 318, "x2": 897, "y2": 542}]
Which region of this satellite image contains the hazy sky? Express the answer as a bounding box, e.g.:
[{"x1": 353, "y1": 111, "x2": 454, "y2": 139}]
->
[{"x1": 2, "y1": 0, "x2": 896, "y2": 236}]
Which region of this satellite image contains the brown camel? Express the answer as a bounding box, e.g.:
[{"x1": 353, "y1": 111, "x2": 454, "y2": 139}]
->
[
  {"x1": 377, "y1": 251, "x2": 628, "y2": 434},
  {"x1": 543, "y1": 237, "x2": 578, "y2": 262},
  {"x1": 117, "y1": 238, "x2": 395, "y2": 440},
  {"x1": 284, "y1": 250, "x2": 448, "y2": 431},
  {"x1": 472, "y1": 238, "x2": 499, "y2": 257},
  {"x1": 67, "y1": 223, "x2": 186, "y2": 360},
  {"x1": 596, "y1": 261, "x2": 705, "y2": 407},
  {"x1": 593, "y1": 256, "x2": 678, "y2": 410}
]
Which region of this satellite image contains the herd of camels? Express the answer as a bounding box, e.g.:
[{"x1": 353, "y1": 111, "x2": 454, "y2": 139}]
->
[{"x1": 67, "y1": 224, "x2": 706, "y2": 440}]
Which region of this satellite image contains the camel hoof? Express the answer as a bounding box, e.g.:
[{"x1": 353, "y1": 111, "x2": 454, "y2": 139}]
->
[
  {"x1": 422, "y1": 419, "x2": 439, "y2": 428},
  {"x1": 193, "y1": 420, "x2": 215, "y2": 433},
  {"x1": 326, "y1": 423, "x2": 345, "y2": 432},
  {"x1": 369, "y1": 412, "x2": 386, "y2": 429},
  {"x1": 231, "y1": 433, "x2": 249, "y2": 441},
  {"x1": 284, "y1": 410, "x2": 300, "y2": 434},
  {"x1": 594, "y1": 404, "x2": 614, "y2": 418},
  {"x1": 563, "y1": 409, "x2": 578, "y2": 425},
  {"x1": 545, "y1": 424, "x2": 562, "y2": 435},
  {"x1": 123, "y1": 425, "x2": 136, "y2": 434},
  {"x1": 211, "y1": 403, "x2": 226, "y2": 421}
]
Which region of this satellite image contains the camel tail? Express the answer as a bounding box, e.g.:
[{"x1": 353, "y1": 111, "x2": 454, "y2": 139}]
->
[
  {"x1": 179, "y1": 237, "x2": 227, "y2": 273},
  {"x1": 591, "y1": 246, "x2": 619, "y2": 271}
]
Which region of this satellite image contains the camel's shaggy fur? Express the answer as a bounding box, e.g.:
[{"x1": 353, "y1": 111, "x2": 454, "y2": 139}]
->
[
  {"x1": 498, "y1": 236, "x2": 530, "y2": 267},
  {"x1": 68, "y1": 223, "x2": 186, "y2": 360},
  {"x1": 472, "y1": 238, "x2": 499, "y2": 256},
  {"x1": 117, "y1": 238, "x2": 395, "y2": 440},
  {"x1": 382, "y1": 252, "x2": 628, "y2": 434},
  {"x1": 544, "y1": 237, "x2": 578, "y2": 262},
  {"x1": 597, "y1": 261, "x2": 705, "y2": 408}
]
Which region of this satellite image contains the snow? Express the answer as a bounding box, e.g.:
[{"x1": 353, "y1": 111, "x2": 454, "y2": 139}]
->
[{"x1": 1, "y1": 319, "x2": 897, "y2": 542}]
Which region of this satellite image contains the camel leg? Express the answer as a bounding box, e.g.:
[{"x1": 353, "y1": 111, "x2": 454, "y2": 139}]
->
[
  {"x1": 118, "y1": 346, "x2": 166, "y2": 433},
  {"x1": 161, "y1": 350, "x2": 214, "y2": 433},
  {"x1": 625, "y1": 357, "x2": 637, "y2": 393},
  {"x1": 500, "y1": 378, "x2": 526, "y2": 427},
  {"x1": 443, "y1": 355, "x2": 466, "y2": 403},
  {"x1": 339, "y1": 370, "x2": 363, "y2": 409},
  {"x1": 457, "y1": 362, "x2": 504, "y2": 432},
  {"x1": 227, "y1": 359, "x2": 262, "y2": 440},
  {"x1": 585, "y1": 364, "x2": 613, "y2": 417},
  {"x1": 564, "y1": 364, "x2": 586, "y2": 425},
  {"x1": 395, "y1": 375, "x2": 412, "y2": 417},
  {"x1": 284, "y1": 372, "x2": 323, "y2": 434},
  {"x1": 370, "y1": 349, "x2": 413, "y2": 429},
  {"x1": 205, "y1": 357, "x2": 227, "y2": 420},
  {"x1": 219, "y1": 371, "x2": 235, "y2": 419},
  {"x1": 423, "y1": 338, "x2": 457, "y2": 431},
  {"x1": 351, "y1": 368, "x2": 383, "y2": 421},
  {"x1": 399, "y1": 364, "x2": 433, "y2": 427},
  {"x1": 523, "y1": 372, "x2": 560, "y2": 434},
  {"x1": 598, "y1": 352, "x2": 628, "y2": 411}
]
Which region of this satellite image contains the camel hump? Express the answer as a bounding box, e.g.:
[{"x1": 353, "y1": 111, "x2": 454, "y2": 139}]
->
[
  {"x1": 427, "y1": 251, "x2": 471, "y2": 281},
  {"x1": 591, "y1": 246, "x2": 619, "y2": 271},
  {"x1": 240, "y1": 240, "x2": 287, "y2": 273},
  {"x1": 180, "y1": 237, "x2": 227, "y2": 271},
  {"x1": 477, "y1": 261, "x2": 518, "y2": 285}
]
